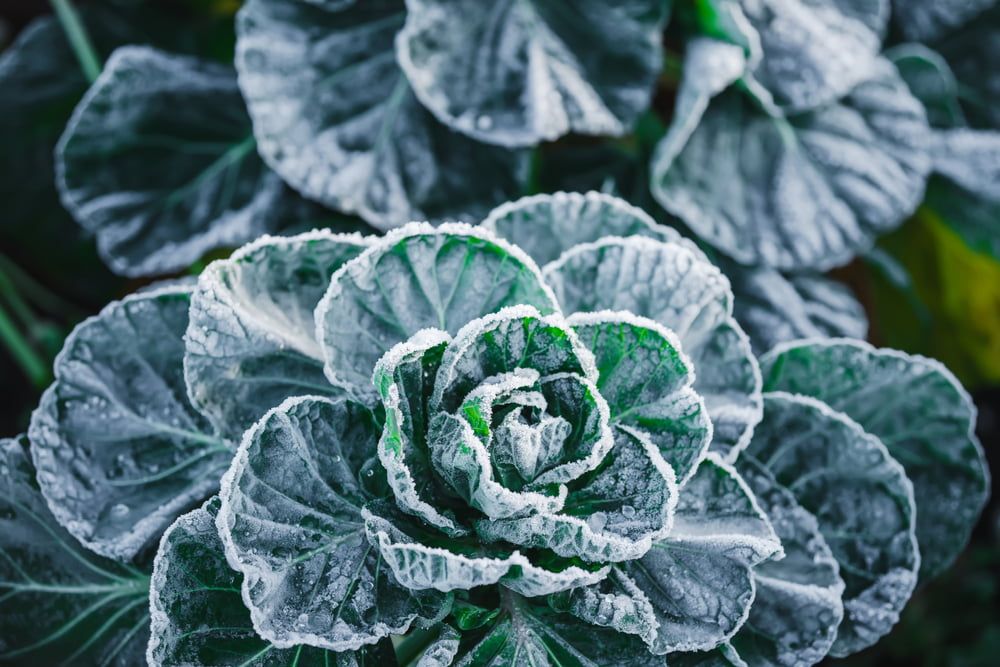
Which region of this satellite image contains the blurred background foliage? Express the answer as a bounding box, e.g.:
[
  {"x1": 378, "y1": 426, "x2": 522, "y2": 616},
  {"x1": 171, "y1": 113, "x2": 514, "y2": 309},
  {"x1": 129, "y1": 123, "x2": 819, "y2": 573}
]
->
[{"x1": 0, "y1": 1, "x2": 996, "y2": 665}]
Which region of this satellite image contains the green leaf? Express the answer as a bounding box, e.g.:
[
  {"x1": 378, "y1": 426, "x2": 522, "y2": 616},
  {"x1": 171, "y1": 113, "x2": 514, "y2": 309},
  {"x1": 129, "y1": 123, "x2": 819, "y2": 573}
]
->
[
  {"x1": 651, "y1": 56, "x2": 931, "y2": 271},
  {"x1": 364, "y1": 505, "x2": 608, "y2": 597},
  {"x1": 569, "y1": 312, "x2": 711, "y2": 484},
  {"x1": 317, "y1": 223, "x2": 559, "y2": 390},
  {"x1": 733, "y1": 457, "x2": 845, "y2": 667},
  {"x1": 217, "y1": 395, "x2": 448, "y2": 650},
  {"x1": 923, "y1": 176, "x2": 1000, "y2": 262},
  {"x1": 395, "y1": 0, "x2": 670, "y2": 147},
  {"x1": 480, "y1": 191, "x2": 677, "y2": 268},
  {"x1": 745, "y1": 392, "x2": 919, "y2": 656},
  {"x1": 235, "y1": 0, "x2": 527, "y2": 228},
  {"x1": 56, "y1": 46, "x2": 328, "y2": 277},
  {"x1": 0, "y1": 436, "x2": 150, "y2": 666},
  {"x1": 476, "y1": 426, "x2": 677, "y2": 564},
  {"x1": 704, "y1": 0, "x2": 887, "y2": 111},
  {"x1": 451, "y1": 593, "x2": 654, "y2": 666},
  {"x1": 617, "y1": 455, "x2": 780, "y2": 653},
  {"x1": 27, "y1": 286, "x2": 231, "y2": 561},
  {"x1": 724, "y1": 262, "x2": 868, "y2": 355},
  {"x1": 185, "y1": 230, "x2": 370, "y2": 440},
  {"x1": 887, "y1": 44, "x2": 967, "y2": 129},
  {"x1": 149, "y1": 498, "x2": 394, "y2": 666},
  {"x1": 761, "y1": 339, "x2": 990, "y2": 581},
  {"x1": 892, "y1": 0, "x2": 997, "y2": 43},
  {"x1": 545, "y1": 236, "x2": 761, "y2": 461}
]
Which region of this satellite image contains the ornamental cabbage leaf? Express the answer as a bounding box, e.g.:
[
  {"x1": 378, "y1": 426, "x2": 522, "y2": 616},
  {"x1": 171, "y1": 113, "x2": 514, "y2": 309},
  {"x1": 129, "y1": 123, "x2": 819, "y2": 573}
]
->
[
  {"x1": 55, "y1": 46, "x2": 334, "y2": 278},
  {"x1": 5, "y1": 191, "x2": 990, "y2": 666},
  {"x1": 234, "y1": 0, "x2": 527, "y2": 229}
]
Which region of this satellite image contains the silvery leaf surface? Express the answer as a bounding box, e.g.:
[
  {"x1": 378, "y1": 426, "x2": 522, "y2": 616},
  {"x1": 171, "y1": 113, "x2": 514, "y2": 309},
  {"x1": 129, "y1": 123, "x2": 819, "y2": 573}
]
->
[
  {"x1": 761, "y1": 339, "x2": 990, "y2": 581},
  {"x1": 744, "y1": 392, "x2": 918, "y2": 656},
  {"x1": 0, "y1": 437, "x2": 150, "y2": 666},
  {"x1": 236, "y1": 0, "x2": 527, "y2": 228},
  {"x1": 217, "y1": 395, "x2": 448, "y2": 651},
  {"x1": 545, "y1": 235, "x2": 761, "y2": 461},
  {"x1": 28, "y1": 286, "x2": 231, "y2": 562},
  {"x1": 651, "y1": 56, "x2": 931, "y2": 271},
  {"x1": 149, "y1": 498, "x2": 395, "y2": 665},
  {"x1": 316, "y1": 223, "x2": 558, "y2": 390},
  {"x1": 185, "y1": 230, "x2": 371, "y2": 439},
  {"x1": 56, "y1": 46, "x2": 328, "y2": 277},
  {"x1": 396, "y1": 0, "x2": 669, "y2": 147},
  {"x1": 732, "y1": 457, "x2": 845, "y2": 667}
]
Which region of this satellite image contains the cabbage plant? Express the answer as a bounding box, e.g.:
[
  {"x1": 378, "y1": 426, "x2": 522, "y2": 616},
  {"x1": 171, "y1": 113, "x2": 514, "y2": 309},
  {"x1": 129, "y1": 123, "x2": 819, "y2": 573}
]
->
[{"x1": 1, "y1": 192, "x2": 988, "y2": 666}]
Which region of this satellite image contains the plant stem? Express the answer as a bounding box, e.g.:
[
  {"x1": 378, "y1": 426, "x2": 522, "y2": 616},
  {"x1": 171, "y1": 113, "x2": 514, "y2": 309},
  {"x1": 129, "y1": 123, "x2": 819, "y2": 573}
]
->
[
  {"x1": 49, "y1": 0, "x2": 101, "y2": 83},
  {"x1": 0, "y1": 255, "x2": 86, "y2": 319},
  {"x1": 0, "y1": 302, "x2": 49, "y2": 389}
]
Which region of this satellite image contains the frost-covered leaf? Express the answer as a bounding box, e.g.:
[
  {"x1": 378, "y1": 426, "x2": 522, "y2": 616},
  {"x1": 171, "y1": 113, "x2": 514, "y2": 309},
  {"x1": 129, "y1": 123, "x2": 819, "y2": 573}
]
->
[
  {"x1": 616, "y1": 455, "x2": 780, "y2": 654},
  {"x1": 27, "y1": 286, "x2": 231, "y2": 561},
  {"x1": 746, "y1": 392, "x2": 919, "y2": 656},
  {"x1": 651, "y1": 57, "x2": 931, "y2": 271},
  {"x1": 724, "y1": 262, "x2": 868, "y2": 355},
  {"x1": 317, "y1": 223, "x2": 558, "y2": 389},
  {"x1": 149, "y1": 498, "x2": 394, "y2": 666},
  {"x1": 364, "y1": 505, "x2": 607, "y2": 597},
  {"x1": 546, "y1": 236, "x2": 761, "y2": 460},
  {"x1": 888, "y1": 44, "x2": 967, "y2": 129},
  {"x1": 761, "y1": 339, "x2": 990, "y2": 580},
  {"x1": 451, "y1": 593, "x2": 653, "y2": 666},
  {"x1": 217, "y1": 395, "x2": 448, "y2": 650},
  {"x1": 395, "y1": 0, "x2": 669, "y2": 147},
  {"x1": 0, "y1": 437, "x2": 151, "y2": 666},
  {"x1": 569, "y1": 312, "x2": 710, "y2": 484},
  {"x1": 185, "y1": 231, "x2": 370, "y2": 439},
  {"x1": 56, "y1": 46, "x2": 328, "y2": 278},
  {"x1": 409, "y1": 624, "x2": 460, "y2": 667},
  {"x1": 733, "y1": 458, "x2": 846, "y2": 666},
  {"x1": 236, "y1": 0, "x2": 527, "y2": 228},
  {"x1": 892, "y1": 0, "x2": 997, "y2": 42},
  {"x1": 476, "y1": 426, "x2": 676, "y2": 564},
  {"x1": 704, "y1": 0, "x2": 888, "y2": 111},
  {"x1": 480, "y1": 191, "x2": 673, "y2": 267},
  {"x1": 929, "y1": 129, "x2": 1000, "y2": 203}
]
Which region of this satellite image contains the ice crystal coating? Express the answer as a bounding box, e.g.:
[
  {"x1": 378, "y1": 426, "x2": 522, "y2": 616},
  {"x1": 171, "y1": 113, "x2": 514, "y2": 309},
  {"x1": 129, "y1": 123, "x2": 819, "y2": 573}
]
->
[
  {"x1": 27, "y1": 286, "x2": 232, "y2": 561},
  {"x1": 149, "y1": 497, "x2": 394, "y2": 665},
  {"x1": 235, "y1": 0, "x2": 527, "y2": 228},
  {"x1": 744, "y1": 393, "x2": 918, "y2": 656},
  {"x1": 651, "y1": 48, "x2": 932, "y2": 271},
  {"x1": 761, "y1": 339, "x2": 990, "y2": 581},
  {"x1": 55, "y1": 46, "x2": 327, "y2": 277},
  {"x1": 395, "y1": 0, "x2": 669, "y2": 147}
]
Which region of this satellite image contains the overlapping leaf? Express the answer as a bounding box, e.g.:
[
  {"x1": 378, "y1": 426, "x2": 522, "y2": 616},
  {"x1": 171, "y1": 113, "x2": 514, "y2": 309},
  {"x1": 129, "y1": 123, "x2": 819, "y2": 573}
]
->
[
  {"x1": 235, "y1": 0, "x2": 527, "y2": 228},
  {"x1": 28, "y1": 286, "x2": 231, "y2": 561}
]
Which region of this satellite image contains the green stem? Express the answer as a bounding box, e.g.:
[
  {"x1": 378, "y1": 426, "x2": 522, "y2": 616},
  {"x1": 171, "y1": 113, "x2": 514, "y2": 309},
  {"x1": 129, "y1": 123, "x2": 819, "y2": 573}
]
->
[
  {"x1": 49, "y1": 0, "x2": 101, "y2": 83},
  {"x1": 393, "y1": 625, "x2": 440, "y2": 666},
  {"x1": 0, "y1": 302, "x2": 49, "y2": 389},
  {"x1": 0, "y1": 255, "x2": 86, "y2": 319}
]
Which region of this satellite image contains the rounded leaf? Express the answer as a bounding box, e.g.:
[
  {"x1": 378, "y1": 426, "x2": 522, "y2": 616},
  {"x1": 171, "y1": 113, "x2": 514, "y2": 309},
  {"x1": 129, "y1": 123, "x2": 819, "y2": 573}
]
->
[
  {"x1": 56, "y1": 46, "x2": 325, "y2": 277},
  {"x1": 651, "y1": 57, "x2": 932, "y2": 271},
  {"x1": 761, "y1": 339, "x2": 990, "y2": 580},
  {"x1": 217, "y1": 395, "x2": 449, "y2": 651},
  {"x1": 317, "y1": 222, "x2": 559, "y2": 389},
  {"x1": 745, "y1": 392, "x2": 919, "y2": 656},
  {"x1": 396, "y1": 0, "x2": 669, "y2": 147},
  {"x1": 28, "y1": 286, "x2": 231, "y2": 561},
  {"x1": 546, "y1": 236, "x2": 762, "y2": 460},
  {"x1": 186, "y1": 230, "x2": 370, "y2": 439},
  {"x1": 236, "y1": 0, "x2": 527, "y2": 228}
]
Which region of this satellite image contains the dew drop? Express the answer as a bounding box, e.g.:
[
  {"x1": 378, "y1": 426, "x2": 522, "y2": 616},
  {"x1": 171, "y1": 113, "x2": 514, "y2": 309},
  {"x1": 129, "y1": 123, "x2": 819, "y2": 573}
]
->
[
  {"x1": 621, "y1": 505, "x2": 636, "y2": 519},
  {"x1": 476, "y1": 114, "x2": 493, "y2": 131},
  {"x1": 110, "y1": 503, "x2": 130, "y2": 518}
]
